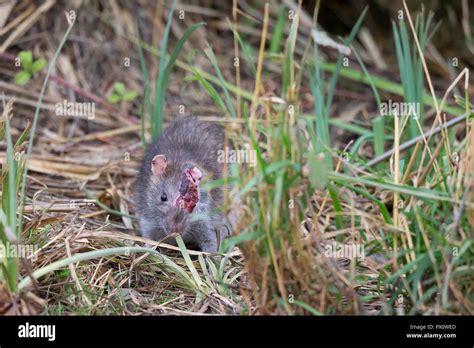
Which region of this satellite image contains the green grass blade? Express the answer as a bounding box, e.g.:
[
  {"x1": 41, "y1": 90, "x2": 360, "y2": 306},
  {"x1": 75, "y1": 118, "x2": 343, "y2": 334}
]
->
[
  {"x1": 204, "y1": 43, "x2": 237, "y2": 118},
  {"x1": 269, "y1": 4, "x2": 287, "y2": 54},
  {"x1": 154, "y1": 21, "x2": 206, "y2": 138},
  {"x1": 324, "y1": 6, "x2": 368, "y2": 114},
  {"x1": 18, "y1": 19, "x2": 75, "y2": 262},
  {"x1": 152, "y1": 0, "x2": 176, "y2": 138},
  {"x1": 136, "y1": 20, "x2": 151, "y2": 149}
]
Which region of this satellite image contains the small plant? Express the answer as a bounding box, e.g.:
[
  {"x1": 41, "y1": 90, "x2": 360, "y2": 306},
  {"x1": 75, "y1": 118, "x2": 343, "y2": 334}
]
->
[
  {"x1": 14, "y1": 51, "x2": 47, "y2": 85},
  {"x1": 107, "y1": 82, "x2": 138, "y2": 104},
  {"x1": 0, "y1": 97, "x2": 29, "y2": 292}
]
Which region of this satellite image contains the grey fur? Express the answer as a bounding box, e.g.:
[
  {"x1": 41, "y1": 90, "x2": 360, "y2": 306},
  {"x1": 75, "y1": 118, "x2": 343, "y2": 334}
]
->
[{"x1": 133, "y1": 117, "x2": 230, "y2": 252}]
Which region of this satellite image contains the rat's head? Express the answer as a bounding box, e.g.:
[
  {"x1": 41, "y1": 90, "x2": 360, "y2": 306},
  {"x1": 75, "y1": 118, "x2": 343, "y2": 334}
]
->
[{"x1": 143, "y1": 154, "x2": 205, "y2": 241}]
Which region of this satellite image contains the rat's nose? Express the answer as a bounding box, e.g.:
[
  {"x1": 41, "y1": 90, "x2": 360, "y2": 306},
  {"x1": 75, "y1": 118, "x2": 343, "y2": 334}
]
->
[{"x1": 165, "y1": 207, "x2": 188, "y2": 235}]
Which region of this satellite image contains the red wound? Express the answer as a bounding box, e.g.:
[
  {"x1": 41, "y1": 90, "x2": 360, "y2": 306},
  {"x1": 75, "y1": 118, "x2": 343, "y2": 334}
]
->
[{"x1": 176, "y1": 167, "x2": 202, "y2": 213}]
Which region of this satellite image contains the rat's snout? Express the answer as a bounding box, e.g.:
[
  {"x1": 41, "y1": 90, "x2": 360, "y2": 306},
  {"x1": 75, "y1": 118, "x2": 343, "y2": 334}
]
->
[{"x1": 164, "y1": 206, "x2": 189, "y2": 235}]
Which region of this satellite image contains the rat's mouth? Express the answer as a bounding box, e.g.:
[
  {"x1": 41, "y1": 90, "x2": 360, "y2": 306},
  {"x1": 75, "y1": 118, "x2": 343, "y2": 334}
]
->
[{"x1": 175, "y1": 167, "x2": 202, "y2": 213}]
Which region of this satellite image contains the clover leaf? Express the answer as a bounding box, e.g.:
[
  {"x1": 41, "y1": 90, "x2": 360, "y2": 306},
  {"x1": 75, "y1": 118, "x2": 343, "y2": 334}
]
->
[
  {"x1": 107, "y1": 82, "x2": 138, "y2": 104},
  {"x1": 14, "y1": 50, "x2": 47, "y2": 86}
]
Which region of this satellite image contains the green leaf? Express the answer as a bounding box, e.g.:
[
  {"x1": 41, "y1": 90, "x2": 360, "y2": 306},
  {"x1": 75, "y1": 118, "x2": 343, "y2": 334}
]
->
[
  {"x1": 107, "y1": 93, "x2": 121, "y2": 104},
  {"x1": 283, "y1": 13, "x2": 299, "y2": 96},
  {"x1": 325, "y1": 6, "x2": 368, "y2": 114},
  {"x1": 292, "y1": 299, "x2": 323, "y2": 315},
  {"x1": 269, "y1": 4, "x2": 287, "y2": 54},
  {"x1": 114, "y1": 82, "x2": 126, "y2": 95},
  {"x1": 152, "y1": 0, "x2": 177, "y2": 139},
  {"x1": 175, "y1": 235, "x2": 205, "y2": 290},
  {"x1": 55, "y1": 268, "x2": 70, "y2": 280},
  {"x1": 329, "y1": 171, "x2": 453, "y2": 202},
  {"x1": 204, "y1": 42, "x2": 237, "y2": 118},
  {"x1": 123, "y1": 90, "x2": 138, "y2": 101},
  {"x1": 308, "y1": 152, "x2": 328, "y2": 191},
  {"x1": 185, "y1": 70, "x2": 227, "y2": 113},
  {"x1": 18, "y1": 51, "x2": 33, "y2": 69},
  {"x1": 454, "y1": 94, "x2": 473, "y2": 110},
  {"x1": 16, "y1": 19, "x2": 75, "y2": 293},
  {"x1": 329, "y1": 186, "x2": 344, "y2": 230},
  {"x1": 186, "y1": 48, "x2": 199, "y2": 65},
  {"x1": 2, "y1": 95, "x2": 19, "y2": 290},
  {"x1": 154, "y1": 21, "x2": 206, "y2": 138},
  {"x1": 372, "y1": 116, "x2": 385, "y2": 158},
  {"x1": 226, "y1": 18, "x2": 256, "y2": 76},
  {"x1": 135, "y1": 19, "x2": 152, "y2": 151},
  {"x1": 30, "y1": 58, "x2": 47, "y2": 74},
  {"x1": 14, "y1": 71, "x2": 31, "y2": 85}
]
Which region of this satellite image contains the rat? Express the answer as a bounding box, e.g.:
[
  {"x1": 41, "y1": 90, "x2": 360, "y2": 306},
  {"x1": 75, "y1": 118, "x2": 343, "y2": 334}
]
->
[{"x1": 133, "y1": 117, "x2": 231, "y2": 252}]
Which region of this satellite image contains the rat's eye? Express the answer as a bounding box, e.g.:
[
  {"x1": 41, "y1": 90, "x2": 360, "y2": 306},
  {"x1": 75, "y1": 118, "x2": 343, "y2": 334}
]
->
[{"x1": 160, "y1": 192, "x2": 168, "y2": 202}]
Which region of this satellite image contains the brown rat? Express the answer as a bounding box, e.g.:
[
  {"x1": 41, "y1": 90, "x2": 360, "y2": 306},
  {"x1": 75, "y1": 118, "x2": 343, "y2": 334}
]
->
[{"x1": 133, "y1": 117, "x2": 230, "y2": 252}]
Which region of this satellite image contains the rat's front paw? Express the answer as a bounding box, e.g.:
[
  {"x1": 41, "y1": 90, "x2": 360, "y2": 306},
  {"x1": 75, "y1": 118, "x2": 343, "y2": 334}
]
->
[
  {"x1": 199, "y1": 241, "x2": 218, "y2": 253},
  {"x1": 196, "y1": 231, "x2": 219, "y2": 253}
]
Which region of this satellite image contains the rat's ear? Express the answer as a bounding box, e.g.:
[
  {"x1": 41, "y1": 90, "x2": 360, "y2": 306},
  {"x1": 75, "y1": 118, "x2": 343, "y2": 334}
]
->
[
  {"x1": 188, "y1": 166, "x2": 203, "y2": 182},
  {"x1": 151, "y1": 154, "x2": 167, "y2": 176},
  {"x1": 183, "y1": 163, "x2": 203, "y2": 182}
]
